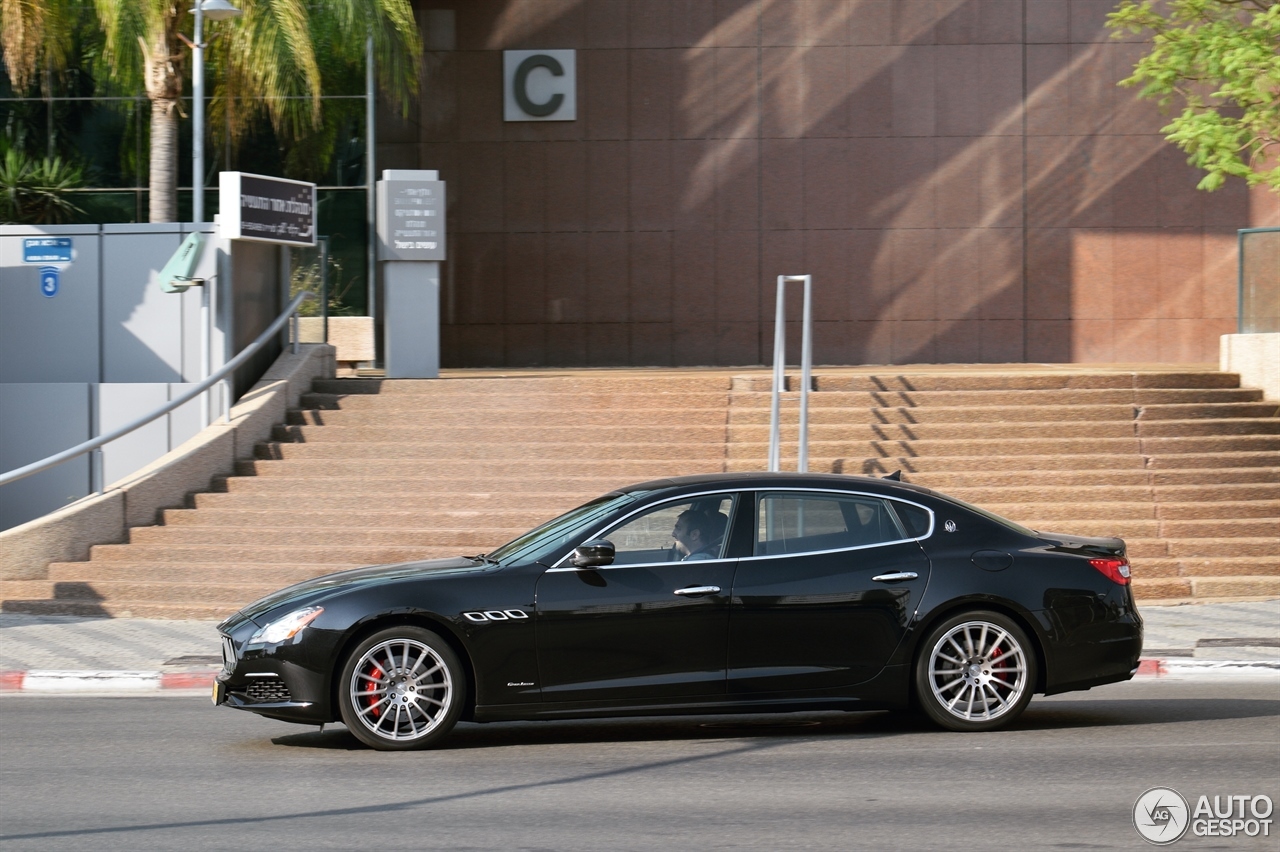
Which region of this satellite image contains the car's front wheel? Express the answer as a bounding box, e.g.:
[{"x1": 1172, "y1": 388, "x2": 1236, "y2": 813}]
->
[
  {"x1": 337, "y1": 626, "x2": 465, "y2": 750},
  {"x1": 914, "y1": 610, "x2": 1036, "y2": 732}
]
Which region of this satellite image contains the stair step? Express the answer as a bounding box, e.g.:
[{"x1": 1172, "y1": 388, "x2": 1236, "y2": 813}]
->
[
  {"x1": 256, "y1": 442, "x2": 725, "y2": 461},
  {"x1": 0, "y1": 599, "x2": 242, "y2": 619},
  {"x1": 1158, "y1": 519, "x2": 1280, "y2": 538},
  {"x1": 1136, "y1": 402, "x2": 1280, "y2": 420},
  {"x1": 46, "y1": 563, "x2": 345, "y2": 584},
  {"x1": 86, "y1": 544, "x2": 477, "y2": 564},
  {"x1": 44, "y1": 580, "x2": 284, "y2": 605},
  {"x1": 1136, "y1": 419, "x2": 1280, "y2": 437},
  {"x1": 981, "y1": 503, "x2": 1158, "y2": 521},
  {"x1": 1144, "y1": 451, "x2": 1280, "y2": 470},
  {"x1": 310, "y1": 376, "x2": 733, "y2": 395},
  {"x1": 1131, "y1": 556, "x2": 1280, "y2": 579},
  {"x1": 162, "y1": 508, "x2": 551, "y2": 530},
  {"x1": 0, "y1": 580, "x2": 56, "y2": 600},
  {"x1": 189, "y1": 497, "x2": 586, "y2": 519},
  {"x1": 907, "y1": 468, "x2": 1280, "y2": 488},
  {"x1": 213, "y1": 476, "x2": 621, "y2": 497},
  {"x1": 942, "y1": 484, "x2": 1278, "y2": 504},
  {"x1": 732, "y1": 388, "x2": 1264, "y2": 407},
  {"x1": 237, "y1": 459, "x2": 722, "y2": 478},
  {"x1": 830, "y1": 455, "x2": 1151, "y2": 475},
  {"x1": 729, "y1": 422, "x2": 1140, "y2": 441},
  {"x1": 1163, "y1": 538, "x2": 1280, "y2": 558},
  {"x1": 806, "y1": 372, "x2": 1243, "y2": 392},
  {"x1": 127, "y1": 526, "x2": 540, "y2": 547},
  {"x1": 289, "y1": 408, "x2": 728, "y2": 426},
  {"x1": 274, "y1": 424, "x2": 729, "y2": 443},
  {"x1": 1156, "y1": 501, "x2": 1280, "y2": 520}
]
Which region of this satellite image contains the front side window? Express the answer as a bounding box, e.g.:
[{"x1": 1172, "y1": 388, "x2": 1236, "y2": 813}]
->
[
  {"x1": 597, "y1": 495, "x2": 736, "y2": 565},
  {"x1": 756, "y1": 493, "x2": 908, "y2": 556}
]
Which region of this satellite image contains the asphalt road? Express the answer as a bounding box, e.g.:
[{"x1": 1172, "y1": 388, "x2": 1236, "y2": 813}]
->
[{"x1": 2, "y1": 679, "x2": 1277, "y2": 851}]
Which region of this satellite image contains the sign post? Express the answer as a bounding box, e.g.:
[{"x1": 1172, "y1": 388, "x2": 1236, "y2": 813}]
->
[{"x1": 376, "y1": 169, "x2": 446, "y2": 378}]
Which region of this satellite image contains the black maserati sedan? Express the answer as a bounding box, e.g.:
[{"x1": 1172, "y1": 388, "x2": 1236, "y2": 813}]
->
[{"x1": 214, "y1": 472, "x2": 1143, "y2": 750}]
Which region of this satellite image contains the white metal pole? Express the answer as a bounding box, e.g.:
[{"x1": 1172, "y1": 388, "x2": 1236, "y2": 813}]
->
[
  {"x1": 769, "y1": 275, "x2": 787, "y2": 472},
  {"x1": 366, "y1": 35, "x2": 377, "y2": 333},
  {"x1": 799, "y1": 274, "x2": 812, "y2": 473},
  {"x1": 192, "y1": 3, "x2": 205, "y2": 223},
  {"x1": 199, "y1": 283, "x2": 210, "y2": 425}
]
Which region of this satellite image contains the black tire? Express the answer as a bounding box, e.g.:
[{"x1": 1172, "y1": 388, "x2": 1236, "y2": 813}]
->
[
  {"x1": 914, "y1": 610, "x2": 1037, "y2": 732},
  {"x1": 337, "y1": 626, "x2": 465, "y2": 751}
]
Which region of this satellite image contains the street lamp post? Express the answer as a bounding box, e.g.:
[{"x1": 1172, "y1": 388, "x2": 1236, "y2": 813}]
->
[{"x1": 190, "y1": 0, "x2": 242, "y2": 224}]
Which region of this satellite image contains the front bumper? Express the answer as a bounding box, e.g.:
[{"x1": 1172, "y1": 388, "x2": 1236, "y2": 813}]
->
[{"x1": 214, "y1": 626, "x2": 338, "y2": 725}]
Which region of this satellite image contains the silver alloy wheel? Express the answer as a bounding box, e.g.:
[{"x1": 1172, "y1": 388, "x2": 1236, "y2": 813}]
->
[
  {"x1": 926, "y1": 619, "x2": 1028, "y2": 723},
  {"x1": 348, "y1": 638, "x2": 453, "y2": 742}
]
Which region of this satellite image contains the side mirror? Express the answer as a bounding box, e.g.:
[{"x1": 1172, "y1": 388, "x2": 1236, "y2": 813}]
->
[{"x1": 572, "y1": 539, "x2": 615, "y2": 568}]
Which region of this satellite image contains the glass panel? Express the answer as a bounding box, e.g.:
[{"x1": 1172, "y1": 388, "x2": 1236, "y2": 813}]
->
[
  {"x1": 1240, "y1": 229, "x2": 1280, "y2": 333},
  {"x1": 756, "y1": 494, "x2": 902, "y2": 556},
  {"x1": 488, "y1": 493, "x2": 636, "y2": 566},
  {"x1": 601, "y1": 496, "x2": 735, "y2": 564},
  {"x1": 890, "y1": 502, "x2": 932, "y2": 538}
]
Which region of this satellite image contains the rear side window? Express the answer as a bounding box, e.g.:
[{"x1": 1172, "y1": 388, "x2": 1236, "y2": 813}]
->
[
  {"x1": 890, "y1": 502, "x2": 932, "y2": 538},
  {"x1": 755, "y1": 494, "x2": 907, "y2": 556}
]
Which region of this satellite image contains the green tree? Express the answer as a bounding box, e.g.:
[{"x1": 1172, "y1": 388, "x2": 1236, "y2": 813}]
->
[
  {"x1": 2, "y1": 0, "x2": 421, "y2": 221},
  {"x1": 1108, "y1": 0, "x2": 1280, "y2": 191}
]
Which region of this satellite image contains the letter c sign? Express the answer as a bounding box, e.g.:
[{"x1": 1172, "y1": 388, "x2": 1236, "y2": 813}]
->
[{"x1": 504, "y1": 50, "x2": 576, "y2": 121}]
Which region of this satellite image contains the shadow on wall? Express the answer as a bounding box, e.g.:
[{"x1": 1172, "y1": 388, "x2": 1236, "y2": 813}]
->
[{"x1": 387, "y1": 0, "x2": 1272, "y2": 367}]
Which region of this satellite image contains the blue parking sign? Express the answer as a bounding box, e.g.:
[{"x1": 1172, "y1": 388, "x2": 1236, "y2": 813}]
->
[{"x1": 39, "y1": 266, "x2": 59, "y2": 298}]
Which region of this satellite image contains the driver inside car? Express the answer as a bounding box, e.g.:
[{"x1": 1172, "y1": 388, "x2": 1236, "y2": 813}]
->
[{"x1": 672, "y1": 509, "x2": 728, "y2": 561}]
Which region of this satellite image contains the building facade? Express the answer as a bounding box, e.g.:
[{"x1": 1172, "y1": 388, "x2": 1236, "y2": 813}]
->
[{"x1": 379, "y1": 0, "x2": 1278, "y2": 368}]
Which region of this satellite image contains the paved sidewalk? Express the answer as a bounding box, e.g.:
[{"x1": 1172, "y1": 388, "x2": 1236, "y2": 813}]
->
[{"x1": 0, "y1": 599, "x2": 1276, "y2": 693}]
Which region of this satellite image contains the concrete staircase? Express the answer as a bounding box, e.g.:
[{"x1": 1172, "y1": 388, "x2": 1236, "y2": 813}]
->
[
  {"x1": 727, "y1": 371, "x2": 1279, "y2": 601},
  {"x1": 2, "y1": 368, "x2": 1276, "y2": 618},
  {"x1": 0, "y1": 376, "x2": 731, "y2": 619}
]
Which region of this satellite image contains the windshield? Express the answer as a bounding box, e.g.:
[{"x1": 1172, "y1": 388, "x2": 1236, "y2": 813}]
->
[{"x1": 487, "y1": 492, "x2": 638, "y2": 566}]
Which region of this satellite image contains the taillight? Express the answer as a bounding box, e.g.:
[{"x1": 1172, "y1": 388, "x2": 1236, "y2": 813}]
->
[{"x1": 1089, "y1": 557, "x2": 1131, "y2": 585}]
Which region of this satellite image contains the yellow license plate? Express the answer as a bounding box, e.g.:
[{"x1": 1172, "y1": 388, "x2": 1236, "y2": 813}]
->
[{"x1": 211, "y1": 680, "x2": 225, "y2": 705}]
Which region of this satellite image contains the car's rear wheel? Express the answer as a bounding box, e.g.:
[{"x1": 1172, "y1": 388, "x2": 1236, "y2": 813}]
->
[
  {"x1": 914, "y1": 610, "x2": 1036, "y2": 732},
  {"x1": 337, "y1": 626, "x2": 465, "y2": 750}
]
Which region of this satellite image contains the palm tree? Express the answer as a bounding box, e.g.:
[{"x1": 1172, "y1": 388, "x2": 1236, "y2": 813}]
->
[{"x1": 2, "y1": 0, "x2": 421, "y2": 222}]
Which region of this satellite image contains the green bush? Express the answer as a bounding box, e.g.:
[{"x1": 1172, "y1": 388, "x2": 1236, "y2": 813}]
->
[{"x1": 0, "y1": 141, "x2": 86, "y2": 223}]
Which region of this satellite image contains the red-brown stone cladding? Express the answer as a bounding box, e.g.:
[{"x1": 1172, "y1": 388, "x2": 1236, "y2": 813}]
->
[{"x1": 380, "y1": 0, "x2": 1280, "y2": 367}]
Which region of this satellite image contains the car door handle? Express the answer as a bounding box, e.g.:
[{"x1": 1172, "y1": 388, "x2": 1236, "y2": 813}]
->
[
  {"x1": 871, "y1": 572, "x2": 919, "y2": 583},
  {"x1": 673, "y1": 585, "x2": 721, "y2": 597}
]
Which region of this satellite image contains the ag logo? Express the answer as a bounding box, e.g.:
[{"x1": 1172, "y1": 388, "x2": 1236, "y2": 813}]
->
[{"x1": 1134, "y1": 787, "x2": 1190, "y2": 845}]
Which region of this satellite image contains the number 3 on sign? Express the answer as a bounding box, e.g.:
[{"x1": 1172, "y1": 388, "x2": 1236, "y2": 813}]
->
[{"x1": 39, "y1": 266, "x2": 59, "y2": 298}]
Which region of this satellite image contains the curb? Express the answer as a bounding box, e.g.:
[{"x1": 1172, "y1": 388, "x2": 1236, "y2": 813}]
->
[
  {"x1": 0, "y1": 669, "x2": 219, "y2": 693},
  {"x1": 1134, "y1": 658, "x2": 1280, "y2": 677}
]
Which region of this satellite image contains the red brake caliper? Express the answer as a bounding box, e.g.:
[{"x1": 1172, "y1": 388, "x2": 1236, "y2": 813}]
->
[
  {"x1": 366, "y1": 665, "x2": 384, "y2": 717},
  {"x1": 990, "y1": 645, "x2": 1005, "y2": 689}
]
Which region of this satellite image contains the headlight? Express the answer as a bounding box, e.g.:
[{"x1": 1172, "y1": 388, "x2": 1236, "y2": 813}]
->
[{"x1": 249, "y1": 606, "x2": 324, "y2": 645}]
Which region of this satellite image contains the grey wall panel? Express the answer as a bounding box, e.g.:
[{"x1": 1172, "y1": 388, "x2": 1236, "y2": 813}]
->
[
  {"x1": 96, "y1": 383, "x2": 171, "y2": 487},
  {"x1": 0, "y1": 227, "x2": 101, "y2": 383},
  {"x1": 179, "y1": 224, "x2": 220, "y2": 382},
  {"x1": 100, "y1": 228, "x2": 185, "y2": 383},
  {"x1": 0, "y1": 383, "x2": 90, "y2": 530},
  {"x1": 168, "y1": 383, "x2": 203, "y2": 448},
  {"x1": 384, "y1": 261, "x2": 441, "y2": 378}
]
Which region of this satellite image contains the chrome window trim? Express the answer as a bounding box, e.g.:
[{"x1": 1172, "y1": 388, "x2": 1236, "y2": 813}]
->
[
  {"x1": 548, "y1": 489, "x2": 741, "y2": 571},
  {"x1": 546, "y1": 486, "x2": 933, "y2": 572}
]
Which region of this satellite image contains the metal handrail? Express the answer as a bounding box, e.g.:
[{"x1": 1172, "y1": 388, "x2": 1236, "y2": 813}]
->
[
  {"x1": 768, "y1": 274, "x2": 812, "y2": 473},
  {"x1": 0, "y1": 290, "x2": 314, "y2": 490}
]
